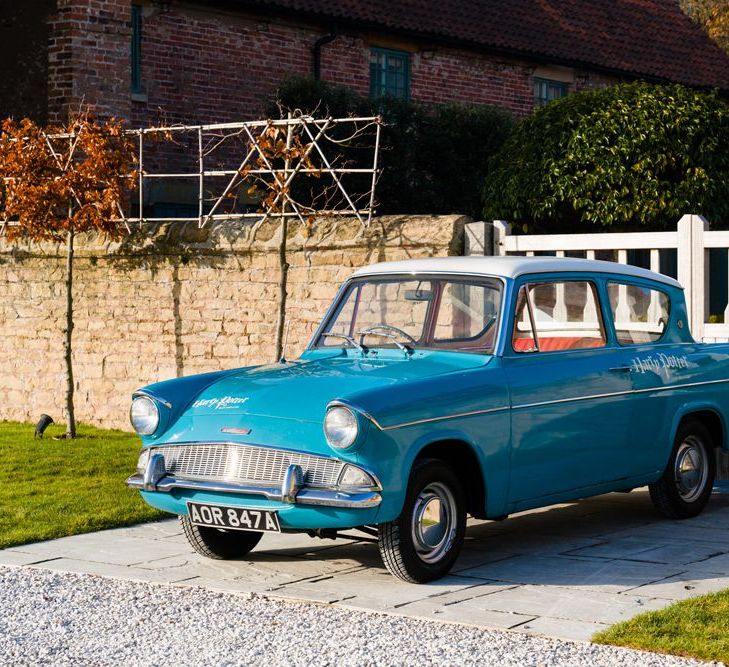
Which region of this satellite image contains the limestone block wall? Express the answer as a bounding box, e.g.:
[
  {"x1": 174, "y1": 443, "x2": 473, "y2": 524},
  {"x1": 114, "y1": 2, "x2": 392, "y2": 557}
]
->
[{"x1": 0, "y1": 215, "x2": 466, "y2": 430}]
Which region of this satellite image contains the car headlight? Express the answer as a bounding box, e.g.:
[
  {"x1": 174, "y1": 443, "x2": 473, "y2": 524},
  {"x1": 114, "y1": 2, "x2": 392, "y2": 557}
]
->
[
  {"x1": 324, "y1": 405, "x2": 359, "y2": 449},
  {"x1": 130, "y1": 396, "x2": 160, "y2": 436}
]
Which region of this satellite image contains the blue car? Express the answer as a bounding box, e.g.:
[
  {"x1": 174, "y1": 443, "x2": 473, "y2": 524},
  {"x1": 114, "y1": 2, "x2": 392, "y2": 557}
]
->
[{"x1": 127, "y1": 256, "x2": 728, "y2": 582}]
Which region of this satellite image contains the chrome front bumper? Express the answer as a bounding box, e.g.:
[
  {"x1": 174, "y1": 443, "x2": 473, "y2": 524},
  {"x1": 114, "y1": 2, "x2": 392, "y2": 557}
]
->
[{"x1": 126, "y1": 453, "x2": 382, "y2": 509}]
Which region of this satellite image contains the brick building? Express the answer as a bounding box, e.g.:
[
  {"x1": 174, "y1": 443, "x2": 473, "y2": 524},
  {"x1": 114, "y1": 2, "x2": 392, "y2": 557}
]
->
[{"x1": 3, "y1": 0, "x2": 729, "y2": 128}]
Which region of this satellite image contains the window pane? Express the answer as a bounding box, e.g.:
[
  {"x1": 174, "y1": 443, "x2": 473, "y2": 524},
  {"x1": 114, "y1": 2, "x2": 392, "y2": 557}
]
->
[
  {"x1": 608, "y1": 283, "x2": 670, "y2": 344},
  {"x1": 534, "y1": 78, "x2": 566, "y2": 107},
  {"x1": 319, "y1": 277, "x2": 502, "y2": 354},
  {"x1": 513, "y1": 281, "x2": 605, "y2": 353},
  {"x1": 324, "y1": 280, "x2": 431, "y2": 345},
  {"x1": 512, "y1": 286, "x2": 537, "y2": 352},
  {"x1": 370, "y1": 48, "x2": 409, "y2": 99},
  {"x1": 434, "y1": 282, "x2": 501, "y2": 345}
]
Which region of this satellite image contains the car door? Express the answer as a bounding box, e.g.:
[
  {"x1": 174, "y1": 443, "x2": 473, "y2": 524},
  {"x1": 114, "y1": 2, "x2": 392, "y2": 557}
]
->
[
  {"x1": 503, "y1": 276, "x2": 634, "y2": 505},
  {"x1": 605, "y1": 279, "x2": 691, "y2": 474}
]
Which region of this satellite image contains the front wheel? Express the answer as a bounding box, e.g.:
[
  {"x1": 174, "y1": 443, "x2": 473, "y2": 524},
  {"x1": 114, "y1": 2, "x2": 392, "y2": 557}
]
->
[
  {"x1": 378, "y1": 459, "x2": 466, "y2": 583},
  {"x1": 649, "y1": 420, "x2": 716, "y2": 519},
  {"x1": 180, "y1": 516, "x2": 263, "y2": 559}
]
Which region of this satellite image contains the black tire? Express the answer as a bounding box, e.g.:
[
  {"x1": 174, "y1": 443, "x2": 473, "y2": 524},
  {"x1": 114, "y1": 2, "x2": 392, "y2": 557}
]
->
[
  {"x1": 649, "y1": 419, "x2": 716, "y2": 519},
  {"x1": 378, "y1": 459, "x2": 466, "y2": 583},
  {"x1": 180, "y1": 516, "x2": 263, "y2": 559}
]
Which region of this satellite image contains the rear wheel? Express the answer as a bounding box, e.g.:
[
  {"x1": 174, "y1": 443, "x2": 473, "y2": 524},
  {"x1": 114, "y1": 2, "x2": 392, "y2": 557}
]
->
[
  {"x1": 650, "y1": 420, "x2": 715, "y2": 519},
  {"x1": 180, "y1": 516, "x2": 263, "y2": 559},
  {"x1": 378, "y1": 459, "x2": 466, "y2": 583}
]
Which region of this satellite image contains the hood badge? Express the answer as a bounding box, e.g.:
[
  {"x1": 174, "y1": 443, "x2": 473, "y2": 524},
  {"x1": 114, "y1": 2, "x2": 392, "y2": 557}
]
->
[
  {"x1": 221, "y1": 427, "x2": 252, "y2": 435},
  {"x1": 193, "y1": 396, "x2": 249, "y2": 410}
]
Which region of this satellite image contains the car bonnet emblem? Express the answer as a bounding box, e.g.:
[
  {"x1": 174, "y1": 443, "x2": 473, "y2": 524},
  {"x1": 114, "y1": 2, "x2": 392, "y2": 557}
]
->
[{"x1": 220, "y1": 427, "x2": 252, "y2": 435}]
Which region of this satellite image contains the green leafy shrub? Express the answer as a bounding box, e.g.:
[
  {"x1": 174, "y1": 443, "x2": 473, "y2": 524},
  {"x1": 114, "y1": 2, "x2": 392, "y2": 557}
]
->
[
  {"x1": 483, "y1": 82, "x2": 729, "y2": 231},
  {"x1": 265, "y1": 76, "x2": 513, "y2": 218}
]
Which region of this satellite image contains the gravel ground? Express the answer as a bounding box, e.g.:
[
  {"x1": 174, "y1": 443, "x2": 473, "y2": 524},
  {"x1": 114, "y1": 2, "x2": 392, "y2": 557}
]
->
[{"x1": 0, "y1": 566, "x2": 717, "y2": 667}]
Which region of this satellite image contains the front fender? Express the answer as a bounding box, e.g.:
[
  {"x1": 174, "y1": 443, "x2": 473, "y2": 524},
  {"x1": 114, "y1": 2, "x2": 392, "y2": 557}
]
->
[{"x1": 360, "y1": 411, "x2": 511, "y2": 524}]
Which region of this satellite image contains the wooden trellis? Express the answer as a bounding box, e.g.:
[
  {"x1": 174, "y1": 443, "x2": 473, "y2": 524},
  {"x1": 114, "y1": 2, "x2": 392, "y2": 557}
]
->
[
  {"x1": 1, "y1": 114, "x2": 383, "y2": 235},
  {"x1": 127, "y1": 114, "x2": 382, "y2": 229}
]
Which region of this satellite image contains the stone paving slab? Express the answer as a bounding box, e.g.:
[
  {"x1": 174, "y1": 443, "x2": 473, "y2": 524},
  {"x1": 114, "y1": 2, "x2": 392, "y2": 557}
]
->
[
  {"x1": 456, "y1": 554, "x2": 686, "y2": 593},
  {"x1": 31, "y1": 557, "x2": 198, "y2": 584},
  {"x1": 383, "y1": 598, "x2": 539, "y2": 631},
  {"x1": 513, "y1": 616, "x2": 611, "y2": 643},
  {"x1": 6, "y1": 531, "x2": 193, "y2": 566},
  {"x1": 2, "y1": 488, "x2": 729, "y2": 644},
  {"x1": 464, "y1": 583, "x2": 668, "y2": 625},
  {"x1": 622, "y1": 572, "x2": 729, "y2": 600}
]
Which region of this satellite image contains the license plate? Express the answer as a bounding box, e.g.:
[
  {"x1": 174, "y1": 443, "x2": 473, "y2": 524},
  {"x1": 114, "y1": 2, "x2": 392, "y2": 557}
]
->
[{"x1": 187, "y1": 501, "x2": 281, "y2": 533}]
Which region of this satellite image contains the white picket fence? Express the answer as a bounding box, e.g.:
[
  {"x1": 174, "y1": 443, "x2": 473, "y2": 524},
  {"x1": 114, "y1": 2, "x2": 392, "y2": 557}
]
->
[{"x1": 465, "y1": 214, "x2": 729, "y2": 342}]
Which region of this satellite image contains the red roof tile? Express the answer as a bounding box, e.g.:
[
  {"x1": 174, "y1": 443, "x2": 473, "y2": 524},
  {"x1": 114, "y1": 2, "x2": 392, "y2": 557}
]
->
[{"x1": 238, "y1": 0, "x2": 729, "y2": 90}]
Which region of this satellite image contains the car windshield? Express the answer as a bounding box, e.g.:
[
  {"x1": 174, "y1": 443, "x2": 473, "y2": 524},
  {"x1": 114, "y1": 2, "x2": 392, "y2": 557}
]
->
[{"x1": 315, "y1": 275, "x2": 503, "y2": 354}]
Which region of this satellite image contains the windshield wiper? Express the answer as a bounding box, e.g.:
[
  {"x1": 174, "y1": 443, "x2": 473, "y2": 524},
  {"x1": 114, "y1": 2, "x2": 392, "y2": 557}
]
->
[{"x1": 320, "y1": 332, "x2": 367, "y2": 353}]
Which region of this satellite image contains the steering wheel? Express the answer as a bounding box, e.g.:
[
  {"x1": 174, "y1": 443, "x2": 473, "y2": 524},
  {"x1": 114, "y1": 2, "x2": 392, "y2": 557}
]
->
[{"x1": 358, "y1": 324, "x2": 418, "y2": 351}]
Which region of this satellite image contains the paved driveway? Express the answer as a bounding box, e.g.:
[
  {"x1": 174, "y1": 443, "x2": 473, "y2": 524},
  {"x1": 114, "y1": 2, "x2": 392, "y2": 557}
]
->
[{"x1": 2, "y1": 488, "x2": 729, "y2": 642}]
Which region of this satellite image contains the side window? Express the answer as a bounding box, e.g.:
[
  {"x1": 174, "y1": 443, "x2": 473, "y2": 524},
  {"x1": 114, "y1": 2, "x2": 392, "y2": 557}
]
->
[
  {"x1": 512, "y1": 281, "x2": 606, "y2": 353},
  {"x1": 433, "y1": 282, "x2": 500, "y2": 343},
  {"x1": 607, "y1": 282, "x2": 670, "y2": 344}
]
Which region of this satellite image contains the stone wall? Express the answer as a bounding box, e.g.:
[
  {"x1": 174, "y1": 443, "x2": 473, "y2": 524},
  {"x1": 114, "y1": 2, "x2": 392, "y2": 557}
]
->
[{"x1": 0, "y1": 215, "x2": 466, "y2": 430}]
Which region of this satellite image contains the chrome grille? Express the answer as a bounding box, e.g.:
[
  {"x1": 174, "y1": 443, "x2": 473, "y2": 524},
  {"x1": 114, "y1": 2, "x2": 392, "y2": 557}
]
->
[{"x1": 153, "y1": 443, "x2": 345, "y2": 488}]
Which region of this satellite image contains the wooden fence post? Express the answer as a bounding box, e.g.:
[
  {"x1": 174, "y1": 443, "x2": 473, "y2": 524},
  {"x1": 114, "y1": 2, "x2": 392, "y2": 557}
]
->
[
  {"x1": 677, "y1": 214, "x2": 709, "y2": 341},
  {"x1": 492, "y1": 220, "x2": 511, "y2": 256}
]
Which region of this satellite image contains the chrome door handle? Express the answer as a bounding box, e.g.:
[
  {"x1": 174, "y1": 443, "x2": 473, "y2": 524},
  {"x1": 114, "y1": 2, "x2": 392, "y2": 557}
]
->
[{"x1": 609, "y1": 366, "x2": 632, "y2": 373}]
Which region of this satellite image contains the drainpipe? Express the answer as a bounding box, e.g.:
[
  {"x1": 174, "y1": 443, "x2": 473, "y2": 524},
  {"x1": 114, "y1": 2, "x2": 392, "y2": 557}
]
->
[{"x1": 313, "y1": 27, "x2": 337, "y2": 80}]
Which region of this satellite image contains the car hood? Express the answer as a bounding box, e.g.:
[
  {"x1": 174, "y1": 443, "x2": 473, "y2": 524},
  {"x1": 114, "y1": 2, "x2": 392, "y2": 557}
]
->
[{"x1": 183, "y1": 351, "x2": 491, "y2": 423}]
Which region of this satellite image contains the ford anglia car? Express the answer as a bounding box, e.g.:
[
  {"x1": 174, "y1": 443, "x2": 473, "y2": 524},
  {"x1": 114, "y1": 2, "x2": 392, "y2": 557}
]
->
[{"x1": 127, "y1": 256, "x2": 728, "y2": 582}]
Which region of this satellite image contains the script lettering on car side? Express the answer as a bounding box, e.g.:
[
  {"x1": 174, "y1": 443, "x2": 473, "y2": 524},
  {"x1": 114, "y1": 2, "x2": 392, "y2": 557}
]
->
[{"x1": 630, "y1": 353, "x2": 690, "y2": 374}]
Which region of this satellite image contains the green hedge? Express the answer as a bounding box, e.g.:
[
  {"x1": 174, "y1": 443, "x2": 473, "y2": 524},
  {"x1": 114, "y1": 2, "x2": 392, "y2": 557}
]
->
[
  {"x1": 482, "y1": 82, "x2": 729, "y2": 232},
  {"x1": 265, "y1": 77, "x2": 514, "y2": 218}
]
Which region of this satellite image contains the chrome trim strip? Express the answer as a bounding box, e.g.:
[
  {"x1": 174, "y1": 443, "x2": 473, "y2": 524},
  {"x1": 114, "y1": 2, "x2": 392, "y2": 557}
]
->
[
  {"x1": 328, "y1": 399, "x2": 386, "y2": 431},
  {"x1": 134, "y1": 390, "x2": 172, "y2": 409},
  {"x1": 370, "y1": 377, "x2": 729, "y2": 431},
  {"x1": 512, "y1": 390, "x2": 630, "y2": 411},
  {"x1": 125, "y1": 473, "x2": 382, "y2": 509},
  {"x1": 513, "y1": 377, "x2": 729, "y2": 411},
  {"x1": 380, "y1": 406, "x2": 510, "y2": 431}
]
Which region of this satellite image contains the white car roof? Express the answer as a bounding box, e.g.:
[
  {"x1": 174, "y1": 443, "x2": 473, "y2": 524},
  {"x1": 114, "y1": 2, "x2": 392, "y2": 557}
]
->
[{"x1": 351, "y1": 255, "x2": 682, "y2": 288}]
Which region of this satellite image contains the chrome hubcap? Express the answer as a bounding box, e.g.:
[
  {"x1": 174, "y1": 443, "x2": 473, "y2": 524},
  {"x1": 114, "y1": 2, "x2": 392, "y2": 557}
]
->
[
  {"x1": 411, "y1": 482, "x2": 457, "y2": 564},
  {"x1": 675, "y1": 436, "x2": 708, "y2": 503}
]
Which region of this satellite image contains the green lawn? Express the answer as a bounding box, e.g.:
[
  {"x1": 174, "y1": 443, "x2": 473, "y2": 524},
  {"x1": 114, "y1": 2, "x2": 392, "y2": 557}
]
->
[
  {"x1": 0, "y1": 421, "x2": 165, "y2": 549},
  {"x1": 594, "y1": 589, "x2": 729, "y2": 664}
]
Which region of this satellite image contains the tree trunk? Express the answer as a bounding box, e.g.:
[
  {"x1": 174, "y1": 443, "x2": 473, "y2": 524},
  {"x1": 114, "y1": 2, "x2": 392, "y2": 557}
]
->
[
  {"x1": 273, "y1": 217, "x2": 289, "y2": 362},
  {"x1": 273, "y1": 115, "x2": 293, "y2": 362},
  {"x1": 64, "y1": 229, "x2": 76, "y2": 438}
]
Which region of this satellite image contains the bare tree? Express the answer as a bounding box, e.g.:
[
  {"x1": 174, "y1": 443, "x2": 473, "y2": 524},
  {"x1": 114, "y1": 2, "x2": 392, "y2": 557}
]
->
[{"x1": 0, "y1": 111, "x2": 136, "y2": 438}]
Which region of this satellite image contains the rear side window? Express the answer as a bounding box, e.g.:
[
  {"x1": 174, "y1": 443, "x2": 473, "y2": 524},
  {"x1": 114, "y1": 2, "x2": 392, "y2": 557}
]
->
[
  {"x1": 512, "y1": 280, "x2": 606, "y2": 353},
  {"x1": 607, "y1": 282, "x2": 670, "y2": 344}
]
